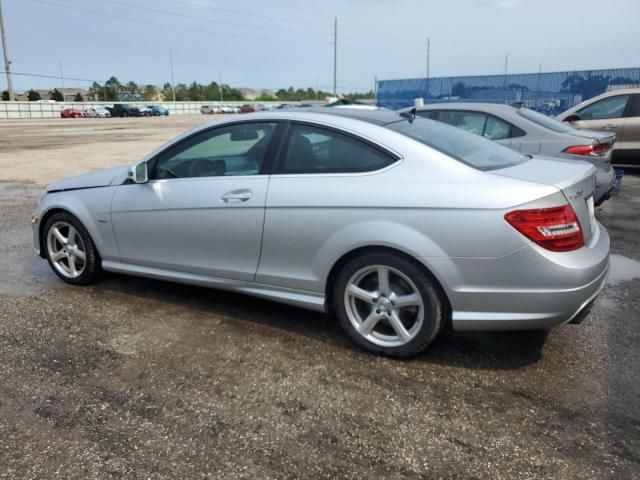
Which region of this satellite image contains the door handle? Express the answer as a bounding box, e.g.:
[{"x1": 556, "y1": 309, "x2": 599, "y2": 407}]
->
[
  {"x1": 221, "y1": 189, "x2": 252, "y2": 202},
  {"x1": 604, "y1": 124, "x2": 618, "y2": 129}
]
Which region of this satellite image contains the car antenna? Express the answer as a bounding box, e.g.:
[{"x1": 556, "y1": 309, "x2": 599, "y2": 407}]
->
[{"x1": 399, "y1": 107, "x2": 416, "y2": 123}]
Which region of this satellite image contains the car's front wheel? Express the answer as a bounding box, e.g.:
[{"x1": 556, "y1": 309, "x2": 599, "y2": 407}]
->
[
  {"x1": 43, "y1": 212, "x2": 100, "y2": 285},
  {"x1": 334, "y1": 252, "x2": 445, "y2": 358}
]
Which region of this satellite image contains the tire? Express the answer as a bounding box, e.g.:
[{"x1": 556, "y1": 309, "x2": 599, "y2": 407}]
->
[
  {"x1": 43, "y1": 212, "x2": 101, "y2": 285},
  {"x1": 333, "y1": 252, "x2": 445, "y2": 358}
]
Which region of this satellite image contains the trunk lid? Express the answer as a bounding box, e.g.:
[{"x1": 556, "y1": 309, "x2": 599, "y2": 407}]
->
[
  {"x1": 492, "y1": 156, "x2": 597, "y2": 244},
  {"x1": 567, "y1": 128, "x2": 615, "y2": 145}
]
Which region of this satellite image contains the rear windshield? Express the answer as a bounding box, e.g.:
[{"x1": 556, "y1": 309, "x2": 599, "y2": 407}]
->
[
  {"x1": 517, "y1": 108, "x2": 576, "y2": 133},
  {"x1": 386, "y1": 118, "x2": 527, "y2": 171}
]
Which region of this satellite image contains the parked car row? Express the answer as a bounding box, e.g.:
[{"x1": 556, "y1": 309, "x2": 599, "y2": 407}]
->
[
  {"x1": 200, "y1": 103, "x2": 312, "y2": 115},
  {"x1": 399, "y1": 102, "x2": 617, "y2": 205},
  {"x1": 60, "y1": 104, "x2": 170, "y2": 119}
]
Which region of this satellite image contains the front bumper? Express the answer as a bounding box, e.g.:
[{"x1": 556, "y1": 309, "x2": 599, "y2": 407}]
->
[{"x1": 428, "y1": 223, "x2": 610, "y2": 331}]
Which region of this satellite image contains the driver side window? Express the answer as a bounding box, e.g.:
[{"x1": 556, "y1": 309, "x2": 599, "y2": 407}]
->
[
  {"x1": 152, "y1": 122, "x2": 277, "y2": 179},
  {"x1": 577, "y1": 95, "x2": 630, "y2": 120}
]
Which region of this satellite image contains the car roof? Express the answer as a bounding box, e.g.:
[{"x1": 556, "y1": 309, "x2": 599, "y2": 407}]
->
[
  {"x1": 406, "y1": 102, "x2": 519, "y2": 113},
  {"x1": 286, "y1": 107, "x2": 401, "y2": 126}
]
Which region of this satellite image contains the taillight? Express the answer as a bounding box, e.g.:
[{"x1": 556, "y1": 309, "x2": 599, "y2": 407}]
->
[
  {"x1": 504, "y1": 205, "x2": 584, "y2": 252},
  {"x1": 563, "y1": 143, "x2": 612, "y2": 157}
]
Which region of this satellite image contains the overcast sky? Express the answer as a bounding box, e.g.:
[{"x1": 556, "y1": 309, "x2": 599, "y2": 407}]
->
[{"x1": 2, "y1": 0, "x2": 639, "y2": 93}]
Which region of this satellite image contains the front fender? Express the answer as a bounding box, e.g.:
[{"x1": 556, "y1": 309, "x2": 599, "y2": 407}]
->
[{"x1": 33, "y1": 187, "x2": 119, "y2": 261}]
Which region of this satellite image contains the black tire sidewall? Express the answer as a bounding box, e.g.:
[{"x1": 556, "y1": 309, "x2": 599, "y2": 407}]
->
[
  {"x1": 333, "y1": 252, "x2": 443, "y2": 358},
  {"x1": 43, "y1": 212, "x2": 100, "y2": 285}
]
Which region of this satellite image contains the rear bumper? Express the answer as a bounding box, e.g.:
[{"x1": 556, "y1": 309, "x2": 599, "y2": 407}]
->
[
  {"x1": 427, "y1": 223, "x2": 610, "y2": 331},
  {"x1": 594, "y1": 168, "x2": 615, "y2": 205}
]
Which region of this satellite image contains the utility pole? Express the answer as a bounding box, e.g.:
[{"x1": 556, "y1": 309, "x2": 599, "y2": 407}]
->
[
  {"x1": 534, "y1": 62, "x2": 542, "y2": 110},
  {"x1": 58, "y1": 61, "x2": 64, "y2": 89},
  {"x1": 0, "y1": 0, "x2": 15, "y2": 102},
  {"x1": 426, "y1": 37, "x2": 430, "y2": 102},
  {"x1": 315, "y1": 76, "x2": 319, "y2": 101},
  {"x1": 169, "y1": 48, "x2": 176, "y2": 103},
  {"x1": 374, "y1": 75, "x2": 378, "y2": 102},
  {"x1": 426, "y1": 37, "x2": 430, "y2": 80},
  {"x1": 333, "y1": 17, "x2": 337, "y2": 96},
  {"x1": 503, "y1": 53, "x2": 509, "y2": 87},
  {"x1": 219, "y1": 71, "x2": 223, "y2": 102}
]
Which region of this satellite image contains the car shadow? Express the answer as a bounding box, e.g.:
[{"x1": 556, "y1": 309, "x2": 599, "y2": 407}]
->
[{"x1": 96, "y1": 272, "x2": 549, "y2": 371}]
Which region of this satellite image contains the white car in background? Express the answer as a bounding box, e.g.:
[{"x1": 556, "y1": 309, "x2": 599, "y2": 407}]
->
[
  {"x1": 201, "y1": 104, "x2": 222, "y2": 114},
  {"x1": 84, "y1": 106, "x2": 111, "y2": 118},
  {"x1": 220, "y1": 105, "x2": 234, "y2": 114}
]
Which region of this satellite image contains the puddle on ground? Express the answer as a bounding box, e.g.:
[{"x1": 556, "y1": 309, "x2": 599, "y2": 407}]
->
[{"x1": 608, "y1": 254, "x2": 640, "y2": 285}]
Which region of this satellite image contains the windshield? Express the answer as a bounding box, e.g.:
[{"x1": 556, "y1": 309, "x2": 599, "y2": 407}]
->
[
  {"x1": 517, "y1": 108, "x2": 576, "y2": 133},
  {"x1": 386, "y1": 118, "x2": 528, "y2": 171}
]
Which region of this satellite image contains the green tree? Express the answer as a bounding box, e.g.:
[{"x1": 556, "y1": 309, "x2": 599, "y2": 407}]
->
[
  {"x1": 49, "y1": 88, "x2": 64, "y2": 102},
  {"x1": 187, "y1": 81, "x2": 204, "y2": 101},
  {"x1": 27, "y1": 89, "x2": 41, "y2": 101},
  {"x1": 162, "y1": 82, "x2": 175, "y2": 101},
  {"x1": 1, "y1": 90, "x2": 9, "y2": 101},
  {"x1": 143, "y1": 84, "x2": 158, "y2": 101},
  {"x1": 125, "y1": 81, "x2": 139, "y2": 94},
  {"x1": 73, "y1": 92, "x2": 83, "y2": 102},
  {"x1": 88, "y1": 81, "x2": 103, "y2": 101},
  {"x1": 104, "y1": 76, "x2": 122, "y2": 101}
]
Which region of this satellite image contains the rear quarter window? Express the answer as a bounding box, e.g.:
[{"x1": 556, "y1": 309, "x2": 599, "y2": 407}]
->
[{"x1": 386, "y1": 118, "x2": 528, "y2": 171}]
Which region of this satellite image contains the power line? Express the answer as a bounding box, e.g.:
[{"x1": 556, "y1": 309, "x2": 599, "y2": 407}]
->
[
  {"x1": 0, "y1": 71, "x2": 100, "y2": 82},
  {"x1": 162, "y1": 0, "x2": 329, "y2": 27},
  {"x1": 30, "y1": 0, "x2": 330, "y2": 46},
  {"x1": 99, "y1": 0, "x2": 330, "y2": 37}
]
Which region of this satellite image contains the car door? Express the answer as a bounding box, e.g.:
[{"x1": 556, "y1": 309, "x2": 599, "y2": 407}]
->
[
  {"x1": 571, "y1": 94, "x2": 631, "y2": 142},
  {"x1": 110, "y1": 121, "x2": 281, "y2": 281},
  {"x1": 618, "y1": 94, "x2": 640, "y2": 165},
  {"x1": 256, "y1": 122, "x2": 399, "y2": 292}
]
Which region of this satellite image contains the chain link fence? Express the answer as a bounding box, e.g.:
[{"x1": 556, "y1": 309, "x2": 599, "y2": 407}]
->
[{"x1": 377, "y1": 67, "x2": 640, "y2": 114}]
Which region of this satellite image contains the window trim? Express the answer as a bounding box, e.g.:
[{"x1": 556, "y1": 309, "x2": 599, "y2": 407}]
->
[
  {"x1": 273, "y1": 120, "x2": 401, "y2": 176},
  {"x1": 576, "y1": 94, "x2": 631, "y2": 121},
  {"x1": 425, "y1": 109, "x2": 524, "y2": 139},
  {"x1": 146, "y1": 120, "x2": 286, "y2": 181}
]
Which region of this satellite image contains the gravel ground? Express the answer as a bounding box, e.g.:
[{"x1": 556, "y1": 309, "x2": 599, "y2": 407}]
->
[{"x1": 0, "y1": 117, "x2": 639, "y2": 479}]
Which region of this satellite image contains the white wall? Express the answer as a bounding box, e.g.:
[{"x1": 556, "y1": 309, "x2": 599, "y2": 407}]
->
[{"x1": 0, "y1": 101, "x2": 314, "y2": 119}]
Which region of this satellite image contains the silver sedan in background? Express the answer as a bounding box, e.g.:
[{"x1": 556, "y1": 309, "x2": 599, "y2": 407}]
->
[
  {"x1": 31, "y1": 109, "x2": 610, "y2": 357},
  {"x1": 402, "y1": 103, "x2": 616, "y2": 205}
]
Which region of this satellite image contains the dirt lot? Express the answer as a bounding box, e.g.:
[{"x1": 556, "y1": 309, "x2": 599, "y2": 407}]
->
[{"x1": 1, "y1": 117, "x2": 639, "y2": 479}]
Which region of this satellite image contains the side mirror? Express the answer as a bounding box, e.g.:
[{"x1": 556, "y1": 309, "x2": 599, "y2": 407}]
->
[
  {"x1": 563, "y1": 114, "x2": 581, "y2": 123},
  {"x1": 128, "y1": 161, "x2": 148, "y2": 184}
]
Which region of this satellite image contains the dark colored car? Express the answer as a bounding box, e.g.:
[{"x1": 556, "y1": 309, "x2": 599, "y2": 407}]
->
[
  {"x1": 239, "y1": 104, "x2": 256, "y2": 113},
  {"x1": 60, "y1": 108, "x2": 86, "y2": 118},
  {"x1": 106, "y1": 104, "x2": 144, "y2": 117},
  {"x1": 147, "y1": 105, "x2": 169, "y2": 116}
]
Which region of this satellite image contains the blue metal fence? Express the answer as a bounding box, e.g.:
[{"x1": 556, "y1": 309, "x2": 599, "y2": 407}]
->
[{"x1": 377, "y1": 67, "x2": 640, "y2": 114}]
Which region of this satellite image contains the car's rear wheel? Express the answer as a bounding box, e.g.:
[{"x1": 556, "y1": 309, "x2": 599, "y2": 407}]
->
[
  {"x1": 44, "y1": 212, "x2": 100, "y2": 285},
  {"x1": 334, "y1": 252, "x2": 444, "y2": 358}
]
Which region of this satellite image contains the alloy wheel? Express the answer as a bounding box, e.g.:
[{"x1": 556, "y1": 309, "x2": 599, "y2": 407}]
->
[
  {"x1": 46, "y1": 221, "x2": 87, "y2": 279},
  {"x1": 344, "y1": 265, "x2": 424, "y2": 347}
]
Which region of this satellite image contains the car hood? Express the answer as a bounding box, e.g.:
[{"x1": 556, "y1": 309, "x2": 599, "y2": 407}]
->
[{"x1": 47, "y1": 165, "x2": 129, "y2": 192}]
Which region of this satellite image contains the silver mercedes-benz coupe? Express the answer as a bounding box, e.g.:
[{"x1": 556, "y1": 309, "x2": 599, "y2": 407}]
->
[{"x1": 32, "y1": 109, "x2": 610, "y2": 357}]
